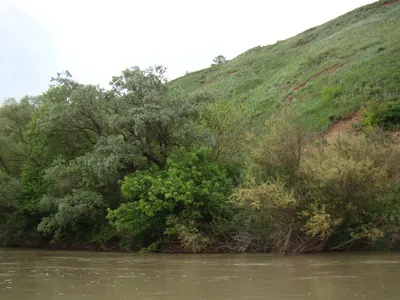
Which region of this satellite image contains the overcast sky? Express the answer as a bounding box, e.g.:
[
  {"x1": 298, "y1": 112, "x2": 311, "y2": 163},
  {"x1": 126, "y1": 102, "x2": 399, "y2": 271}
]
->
[{"x1": 0, "y1": 0, "x2": 376, "y2": 101}]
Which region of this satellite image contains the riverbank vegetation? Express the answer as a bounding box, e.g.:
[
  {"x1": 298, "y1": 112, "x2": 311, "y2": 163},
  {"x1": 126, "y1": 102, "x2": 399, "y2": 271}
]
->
[{"x1": 1, "y1": 0, "x2": 400, "y2": 253}]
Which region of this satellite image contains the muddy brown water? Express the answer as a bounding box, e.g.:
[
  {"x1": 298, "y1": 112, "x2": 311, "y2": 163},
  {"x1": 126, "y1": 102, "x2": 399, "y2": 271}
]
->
[{"x1": 1, "y1": 250, "x2": 399, "y2": 299}]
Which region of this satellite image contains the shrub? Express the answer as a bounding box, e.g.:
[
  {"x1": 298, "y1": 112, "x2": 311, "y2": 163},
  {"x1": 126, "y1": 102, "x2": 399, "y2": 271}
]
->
[
  {"x1": 301, "y1": 131, "x2": 400, "y2": 249},
  {"x1": 250, "y1": 117, "x2": 312, "y2": 186},
  {"x1": 321, "y1": 85, "x2": 341, "y2": 100},
  {"x1": 107, "y1": 148, "x2": 233, "y2": 252},
  {"x1": 363, "y1": 99, "x2": 400, "y2": 129},
  {"x1": 229, "y1": 119, "x2": 400, "y2": 253},
  {"x1": 229, "y1": 180, "x2": 300, "y2": 253}
]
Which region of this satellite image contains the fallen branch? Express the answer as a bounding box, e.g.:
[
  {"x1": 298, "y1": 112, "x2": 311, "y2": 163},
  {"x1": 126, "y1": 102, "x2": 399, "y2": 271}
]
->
[{"x1": 329, "y1": 237, "x2": 359, "y2": 251}]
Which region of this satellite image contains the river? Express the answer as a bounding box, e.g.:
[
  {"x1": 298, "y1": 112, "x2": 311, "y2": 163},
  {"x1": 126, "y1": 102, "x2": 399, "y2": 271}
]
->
[{"x1": 0, "y1": 250, "x2": 399, "y2": 299}]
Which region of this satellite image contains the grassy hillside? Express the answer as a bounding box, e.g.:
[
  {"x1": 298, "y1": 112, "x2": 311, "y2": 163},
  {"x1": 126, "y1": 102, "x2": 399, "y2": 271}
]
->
[{"x1": 171, "y1": 0, "x2": 400, "y2": 131}]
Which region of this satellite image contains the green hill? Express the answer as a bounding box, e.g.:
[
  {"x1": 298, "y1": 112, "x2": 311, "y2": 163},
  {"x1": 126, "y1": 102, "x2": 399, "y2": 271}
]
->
[{"x1": 171, "y1": 0, "x2": 400, "y2": 131}]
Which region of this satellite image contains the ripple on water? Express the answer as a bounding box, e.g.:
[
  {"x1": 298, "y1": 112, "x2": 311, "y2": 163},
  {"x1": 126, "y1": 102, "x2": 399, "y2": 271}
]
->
[
  {"x1": 326, "y1": 275, "x2": 358, "y2": 279},
  {"x1": 295, "y1": 276, "x2": 320, "y2": 280},
  {"x1": 230, "y1": 263, "x2": 290, "y2": 267},
  {"x1": 364, "y1": 260, "x2": 400, "y2": 265},
  {"x1": 211, "y1": 276, "x2": 238, "y2": 280}
]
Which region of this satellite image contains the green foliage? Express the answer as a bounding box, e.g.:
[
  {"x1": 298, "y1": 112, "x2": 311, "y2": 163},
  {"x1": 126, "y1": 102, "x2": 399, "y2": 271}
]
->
[
  {"x1": 304, "y1": 149, "x2": 375, "y2": 240},
  {"x1": 211, "y1": 55, "x2": 226, "y2": 66},
  {"x1": 0, "y1": 97, "x2": 36, "y2": 176},
  {"x1": 363, "y1": 99, "x2": 400, "y2": 129},
  {"x1": 20, "y1": 65, "x2": 211, "y2": 244},
  {"x1": 34, "y1": 76, "x2": 106, "y2": 159},
  {"x1": 229, "y1": 122, "x2": 400, "y2": 253},
  {"x1": 37, "y1": 190, "x2": 105, "y2": 241},
  {"x1": 228, "y1": 180, "x2": 298, "y2": 252},
  {"x1": 301, "y1": 133, "x2": 400, "y2": 249},
  {"x1": 21, "y1": 162, "x2": 47, "y2": 212},
  {"x1": 108, "y1": 148, "x2": 233, "y2": 251},
  {"x1": 0, "y1": 65, "x2": 213, "y2": 248},
  {"x1": 321, "y1": 85, "x2": 341, "y2": 100},
  {"x1": 108, "y1": 65, "x2": 207, "y2": 169},
  {"x1": 0, "y1": 97, "x2": 37, "y2": 143},
  {"x1": 0, "y1": 171, "x2": 27, "y2": 246},
  {"x1": 0, "y1": 97, "x2": 40, "y2": 246},
  {"x1": 201, "y1": 102, "x2": 247, "y2": 162},
  {"x1": 250, "y1": 117, "x2": 311, "y2": 186}
]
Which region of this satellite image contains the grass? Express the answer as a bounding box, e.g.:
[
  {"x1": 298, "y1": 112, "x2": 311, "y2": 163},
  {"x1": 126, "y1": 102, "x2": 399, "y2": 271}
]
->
[{"x1": 171, "y1": 0, "x2": 400, "y2": 132}]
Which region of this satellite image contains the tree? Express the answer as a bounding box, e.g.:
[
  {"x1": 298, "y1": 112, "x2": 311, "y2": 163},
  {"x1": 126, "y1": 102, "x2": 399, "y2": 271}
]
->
[
  {"x1": 0, "y1": 97, "x2": 37, "y2": 175},
  {"x1": 201, "y1": 102, "x2": 247, "y2": 162},
  {"x1": 31, "y1": 66, "x2": 211, "y2": 244},
  {"x1": 211, "y1": 55, "x2": 226, "y2": 66},
  {"x1": 0, "y1": 97, "x2": 39, "y2": 246},
  {"x1": 251, "y1": 117, "x2": 311, "y2": 186},
  {"x1": 108, "y1": 65, "x2": 206, "y2": 169}
]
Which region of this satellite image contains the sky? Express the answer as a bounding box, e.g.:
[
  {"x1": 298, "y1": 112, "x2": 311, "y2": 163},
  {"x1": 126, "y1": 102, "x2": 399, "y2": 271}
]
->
[{"x1": 0, "y1": 0, "x2": 376, "y2": 102}]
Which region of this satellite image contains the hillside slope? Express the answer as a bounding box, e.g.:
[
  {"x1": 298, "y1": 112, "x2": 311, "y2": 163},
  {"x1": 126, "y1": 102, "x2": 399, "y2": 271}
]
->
[{"x1": 171, "y1": 0, "x2": 400, "y2": 131}]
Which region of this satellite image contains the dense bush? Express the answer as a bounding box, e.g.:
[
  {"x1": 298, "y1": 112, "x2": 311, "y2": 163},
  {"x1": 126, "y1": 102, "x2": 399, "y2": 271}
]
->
[
  {"x1": 301, "y1": 133, "x2": 400, "y2": 250},
  {"x1": 226, "y1": 120, "x2": 400, "y2": 253},
  {"x1": 363, "y1": 99, "x2": 400, "y2": 129},
  {"x1": 107, "y1": 148, "x2": 233, "y2": 252}
]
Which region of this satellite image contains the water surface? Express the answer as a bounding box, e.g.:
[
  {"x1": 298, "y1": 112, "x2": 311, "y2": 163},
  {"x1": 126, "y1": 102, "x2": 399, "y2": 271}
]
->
[{"x1": 1, "y1": 250, "x2": 399, "y2": 299}]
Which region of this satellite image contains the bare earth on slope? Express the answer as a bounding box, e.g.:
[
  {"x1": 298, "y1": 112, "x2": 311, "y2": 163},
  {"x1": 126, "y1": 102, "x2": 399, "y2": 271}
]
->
[{"x1": 324, "y1": 111, "x2": 363, "y2": 143}]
